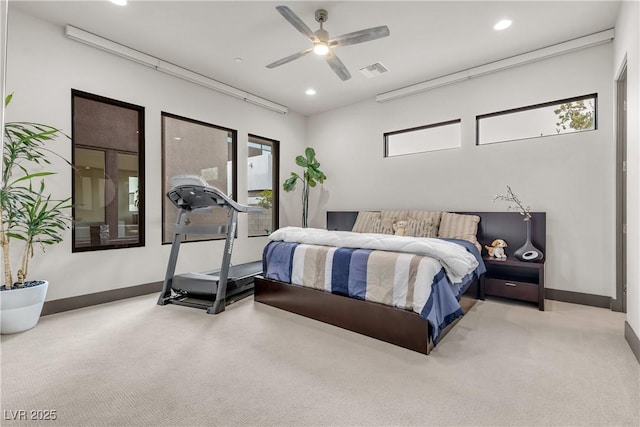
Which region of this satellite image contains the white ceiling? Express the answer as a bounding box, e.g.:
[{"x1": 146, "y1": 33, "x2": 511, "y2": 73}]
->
[{"x1": 10, "y1": 1, "x2": 620, "y2": 116}]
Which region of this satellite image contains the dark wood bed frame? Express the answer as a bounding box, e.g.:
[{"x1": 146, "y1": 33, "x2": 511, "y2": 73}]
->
[{"x1": 255, "y1": 211, "x2": 546, "y2": 354}]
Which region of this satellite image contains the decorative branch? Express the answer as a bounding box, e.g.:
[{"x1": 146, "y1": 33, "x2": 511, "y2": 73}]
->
[{"x1": 493, "y1": 185, "x2": 532, "y2": 220}]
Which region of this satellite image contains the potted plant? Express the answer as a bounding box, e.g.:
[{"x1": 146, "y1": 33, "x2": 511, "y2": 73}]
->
[
  {"x1": 283, "y1": 147, "x2": 327, "y2": 228},
  {"x1": 0, "y1": 94, "x2": 72, "y2": 334}
]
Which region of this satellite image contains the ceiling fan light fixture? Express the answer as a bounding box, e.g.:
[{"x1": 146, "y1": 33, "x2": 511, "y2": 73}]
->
[
  {"x1": 313, "y1": 42, "x2": 330, "y2": 56},
  {"x1": 267, "y1": 6, "x2": 390, "y2": 81}
]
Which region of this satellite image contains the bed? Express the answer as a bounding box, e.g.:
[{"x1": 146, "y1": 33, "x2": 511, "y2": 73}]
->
[{"x1": 255, "y1": 210, "x2": 501, "y2": 354}]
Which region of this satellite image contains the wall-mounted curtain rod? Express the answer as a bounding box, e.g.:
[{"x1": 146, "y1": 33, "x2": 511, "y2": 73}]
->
[
  {"x1": 65, "y1": 25, "x2": 288, "y2": 115},
  {"x1": 376, "y1": 29, "x2": 615, "y2": 103}
]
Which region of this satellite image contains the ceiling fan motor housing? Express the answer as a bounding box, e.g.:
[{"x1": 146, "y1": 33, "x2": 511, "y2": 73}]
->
[
  {"x1": 315, "y1": 28, "x2": 329, "y2": 42},
  {"x1": 315, "y1": 9, "x2": 328, "y2": 24}
]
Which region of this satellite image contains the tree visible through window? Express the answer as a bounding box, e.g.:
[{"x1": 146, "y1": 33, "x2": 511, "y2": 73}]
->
[
  {"x1": 247, "y1": 135, "x2": 279, "y2": 236},
  {"x1": 554, "y1": 99, "x2": 594, "y2": 133},
  {"x1": 477, "y1": 93, "x2": 597, "y2": 145}
]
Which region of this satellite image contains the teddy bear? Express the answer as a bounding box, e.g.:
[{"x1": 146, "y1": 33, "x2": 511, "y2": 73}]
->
[
  {"x1": 485, "y1": 239, "x2": 508, "y2": 259},
  {"x1": 393, "y1": 220, "x2": 408, "y2": 236}
]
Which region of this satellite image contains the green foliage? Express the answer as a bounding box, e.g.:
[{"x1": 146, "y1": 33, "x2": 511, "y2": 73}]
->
[
  {"x1": 257, "y1": 189, "x2": 272, "y2": 209},
  {"x1": 1, "y1": 94, "x2": 72, "y2": 288},
  {"x1": 283, "y1": 147, "x2": 327, "y2": 192},
  {"x1": 283, "y1": 147, "x2": 327, "y2": 227},
  {"x1": 282, "y1": 172, "x2": 299, "y2": 193},
  {"x1": 12, "y1": 181, "x2": 72, "y2": 246},
  {"x1": 554, "y1": 100, "x2": 594, "y2": 133}
]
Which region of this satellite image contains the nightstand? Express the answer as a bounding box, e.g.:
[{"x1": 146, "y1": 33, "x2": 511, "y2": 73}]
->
[{"x1": 480, "y1": 257, "x2": 545, "y2": 311}]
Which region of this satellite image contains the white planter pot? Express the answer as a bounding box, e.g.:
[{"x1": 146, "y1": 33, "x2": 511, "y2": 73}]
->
[{"x1": 0, "y1": 280, "x2": 49, "y2": 334}]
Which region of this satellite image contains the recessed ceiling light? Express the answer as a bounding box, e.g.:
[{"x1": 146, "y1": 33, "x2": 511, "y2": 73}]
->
[
  {"x1": 110, "y1": 0, "x2": 127, "y2": 6},
  {"x1": 234, "y1": 57, "x2": 243, "y2": 63},
  {"x1": 494, "y1": 19, "x2": 512, "y2": 31},
  {"x1": 305, "y1": 89, "x2": 316, "y2": 96}
]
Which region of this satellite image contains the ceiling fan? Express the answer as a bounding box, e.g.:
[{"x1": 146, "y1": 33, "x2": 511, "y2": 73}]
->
[{"x1": 266, "y1": 5, "x2": 390, "y2": 81}]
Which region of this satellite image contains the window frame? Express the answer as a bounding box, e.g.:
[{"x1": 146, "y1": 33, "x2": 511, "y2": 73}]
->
[
  {"x1": 160, "y1": 111, "x2": 238, "y2": 245},
  {"x1": 71, "y1": 89, "x2": 146, "y2": 253},
  {"x1": 383, "y1": 119, "x2": 462, "y2": 157},
  {"x1": 247, "y1": 133, "x2": 280, "y2": 238},
  {"x1": 476, "y1": 93, "x2": 598, "y2": 145}
]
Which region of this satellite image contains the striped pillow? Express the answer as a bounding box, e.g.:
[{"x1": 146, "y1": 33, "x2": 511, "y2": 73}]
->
[
  {"x1": 408, "y1": 210, "x2": 443, "y2": 229},
  {"x1": 351, "y1": 211, "x2": 381, "y2": 233},
  {"x1": 371, "y1": 217, "x2": 395, "y2": 234},
  {"x1": 438, "y1": 212, "x2": 481, "y2": 252},
  {"x1": 406, "y1": 217, "x2": 437, "y2": 238},
  {"x1": 380, "y1": 210, "x2": 409, "y2": 223}
]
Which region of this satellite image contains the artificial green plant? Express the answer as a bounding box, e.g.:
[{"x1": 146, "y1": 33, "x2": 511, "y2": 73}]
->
[
  {"x1": 1, "y1": 94, "x2": 72, "y2": 289},
  {"x1": 283, "y1": 147, "x2": 327, "y2": 228}
]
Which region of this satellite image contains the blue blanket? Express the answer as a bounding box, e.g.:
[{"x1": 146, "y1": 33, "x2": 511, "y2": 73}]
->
[{"x1": 263, "y1": 238, "x2": 485, "y2": 345}]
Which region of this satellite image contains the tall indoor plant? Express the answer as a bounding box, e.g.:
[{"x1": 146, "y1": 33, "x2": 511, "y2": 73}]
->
[
  {"x1": 1, "y1": 94, "x2": 72, "y2": 333},
  {"x1": 283, "y1": 147, "x2": 327, "y2": 228}
]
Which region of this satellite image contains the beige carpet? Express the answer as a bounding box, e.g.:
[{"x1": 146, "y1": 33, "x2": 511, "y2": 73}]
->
[{"x1": 1, "y1": 294, "x2": 638, "y2": 426}]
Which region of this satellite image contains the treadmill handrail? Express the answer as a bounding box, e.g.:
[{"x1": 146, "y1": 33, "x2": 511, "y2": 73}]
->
[{"x1": 167, "y1": 175, "x2": 262, "y2": 213}]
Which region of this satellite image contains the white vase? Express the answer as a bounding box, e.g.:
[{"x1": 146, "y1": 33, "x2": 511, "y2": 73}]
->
[{"x1": 0, "y1": 280, "x2": 49, "y2": 334}]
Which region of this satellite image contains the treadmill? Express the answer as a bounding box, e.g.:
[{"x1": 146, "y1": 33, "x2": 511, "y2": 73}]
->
[{"x1": 157, "y1": 175, "x2": 263, "y2": 314}]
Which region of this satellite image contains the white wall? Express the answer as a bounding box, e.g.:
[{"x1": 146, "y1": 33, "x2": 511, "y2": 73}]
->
[
  {"x1": 613, "y1": 1, "x2": 640, "y2": 341},
  {"x1": 5, "y1": 5, "x2": 633, "y2": 321},
  {"x1": 307, "y1": 43, "x2": 615, "y2": 298},
  {"x1": 5, "y1": 9, "x2": 307, "y2": 301}
]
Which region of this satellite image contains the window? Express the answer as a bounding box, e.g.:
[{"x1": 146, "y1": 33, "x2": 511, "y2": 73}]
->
[
  {"x1": 161, "y1": 113, "x2": 237, "y2": 244},
  {"x1": 71, "y1": 90, "x2": 145, "y2": 252},
  {"x1": 247, "y1": 135, "x2": 279, "y2": 237},
  {"x1": 477, "y1": 93, "x2": 597, "y2": 145},
  {"x1": 384, "y1": 119, "x2": 461, "y2": 157}
]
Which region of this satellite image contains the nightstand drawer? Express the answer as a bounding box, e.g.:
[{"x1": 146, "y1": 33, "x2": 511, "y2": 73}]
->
[{"x1": 484, "y1": 278, "x2": 538, "y2": 303}]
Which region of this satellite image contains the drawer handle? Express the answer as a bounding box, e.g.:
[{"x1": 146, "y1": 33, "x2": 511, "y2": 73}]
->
[{"x1": 505, "y1": 282, "x2": 517, "y2": 287}]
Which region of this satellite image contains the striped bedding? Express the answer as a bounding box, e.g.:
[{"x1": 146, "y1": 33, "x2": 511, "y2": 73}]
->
[{"x1": 263, "y1": 227, "x2": 486, "y2": 344}]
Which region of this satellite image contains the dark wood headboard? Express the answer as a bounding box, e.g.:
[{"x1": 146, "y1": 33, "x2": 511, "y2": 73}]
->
[{"x1": 326, "y1": 211, "x2": 546, "y2": 258}]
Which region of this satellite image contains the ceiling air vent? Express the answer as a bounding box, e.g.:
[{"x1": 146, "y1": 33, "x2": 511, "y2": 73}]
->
[{"x1": 359, "y1": 62, "x2": 389, "y2": 78}]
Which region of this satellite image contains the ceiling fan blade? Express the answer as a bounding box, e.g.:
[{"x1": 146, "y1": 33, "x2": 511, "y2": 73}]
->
[
  {"x1": 266, "y1": 48, "x2": 313, "y2": 68},
  {"x1": 329, "y1": 26, "x2": 390, "y2": 48},
  {"x1": 326, "y1": 52, "x2": 351, "y2": 81},
  {"x1": 276, "y1": 5, "x2": 317, "y2": 42}
]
